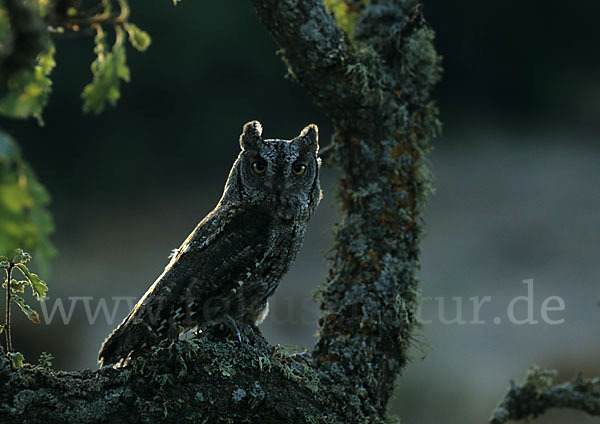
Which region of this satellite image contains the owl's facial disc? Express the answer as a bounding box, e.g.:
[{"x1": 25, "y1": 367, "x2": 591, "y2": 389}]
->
[
  {"x1": 238, "y1": 140, "x2": 315, "y2": 218},
  {"x1": 230, "y1": 122, "x2": 320, "y2": 221}
]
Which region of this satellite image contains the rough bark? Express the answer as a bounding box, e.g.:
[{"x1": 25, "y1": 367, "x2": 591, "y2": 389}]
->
[
  {"x1": 0, "y1": 1, "x2": 441, "y2": 422},
  {"x1": 250, "y1": 0, "x2": 441, "y2": 416},
  {"x1": 0, "y1": 335, "x2": 350, "y2": 423}
]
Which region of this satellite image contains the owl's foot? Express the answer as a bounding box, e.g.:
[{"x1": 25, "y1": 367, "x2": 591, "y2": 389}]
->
[
  {"x1": 223, "y1": 315, "x2": 263, "y2": 346},
  {"x1": 241, "y1": 322, "x2": 260, "y2": 344}
]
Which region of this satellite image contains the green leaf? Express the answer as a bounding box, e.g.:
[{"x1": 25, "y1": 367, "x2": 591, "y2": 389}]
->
[
  {"x1": 0, "y1": 43, "x2": 56, "y2": 125},
  {"x1": 7, "y1": 351, "x2": 24, "y2": 369},
  {"x1": 124, "y1": 23, "x2": 151, "y2": 51},
  {"x1": 0, "y1": 324, "x2": 4, "y2": 334},
  {"x1": 0, "y1": 130, "x2": 56, "y2": 269},
  {"x1": 10, "y1": 279, "x2": 27, "y2": 293},
  {"x1": 37, "y1": 351, "x2": 53, "y2": 369},
  {"x1": 13, "y1": 248, "x2": 31, "y2": 263},
  {"x1": 12, "y1": 293, "x2": 40, "y2": 323},
  {"x1": 82, "y1": 30, "x2": 131, "y2": 114},
  {"x1": 15, "y1": 262, "x2": 29, "y2": 274},
  {"x1": 15, "y1": 263, "x2": 47, "y2": 300}
]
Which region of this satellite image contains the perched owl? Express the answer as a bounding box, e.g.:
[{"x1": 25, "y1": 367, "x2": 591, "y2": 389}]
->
[{"x1": 98, "y1": 121, "x2": 322, "y2": 366}]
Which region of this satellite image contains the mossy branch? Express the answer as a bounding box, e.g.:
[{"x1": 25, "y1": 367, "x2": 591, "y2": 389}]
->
[
  {"x1": 0, "y1": 333, "x2": 352, "y2": 423},
  {"x1": 490, "y1": 366, "x2": 600, "y2": 423},
  {"x1": 250, "y1": 0, "x2": 441, "y2": 418}
]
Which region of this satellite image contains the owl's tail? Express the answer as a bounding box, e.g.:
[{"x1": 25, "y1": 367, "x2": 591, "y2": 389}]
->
[
  {"x1": 98, "y1": 307, "x2": 150, "y2": 367},
  {"x1": 97, "y1": 315, "x2": 130, "y2": 367}
]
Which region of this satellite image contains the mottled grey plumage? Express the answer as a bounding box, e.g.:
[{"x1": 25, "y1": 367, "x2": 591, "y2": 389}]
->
[{"x1": 98, "y1": 121, "x2": 321, "y2": 366}]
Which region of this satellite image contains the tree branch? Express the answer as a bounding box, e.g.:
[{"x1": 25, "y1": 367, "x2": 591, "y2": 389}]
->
[
  {"x1": 490, "y1": 366, "x2": 600, "y2": 423},
  {"x1": 1, "y1": 334, "x2": 354, "y2": 423},
  {"x1": 251, "y1": 0, "x2": 441, "y2": 418},
  {"x1": 249, "y1": 0, "x2": 355, "y2": 120}
]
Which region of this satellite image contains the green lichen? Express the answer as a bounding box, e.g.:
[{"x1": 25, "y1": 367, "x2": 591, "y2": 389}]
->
[
  {"x1": 311, "y1": 1, "x2": 442, "y2": 419},
  {"x1": 323, "y1": 0, "x2": 370, "y2": 38},
  {"x1": 523, "y1": 366, "x2": 558, "y2": 392},
  {"x1": 232, "y1": 387, "x2": 247, "y2": 403},
  {"x1": 253, "y1": 352, "x2": 272, "y2": 372},
  {"x1": 270, "y1": 345, "x2": 320, "y2": 393}
]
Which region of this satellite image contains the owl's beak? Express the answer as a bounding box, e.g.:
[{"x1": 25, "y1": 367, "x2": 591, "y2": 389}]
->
[{"x1": 273, "y1": 179, "x2": 285, "y2": 197}]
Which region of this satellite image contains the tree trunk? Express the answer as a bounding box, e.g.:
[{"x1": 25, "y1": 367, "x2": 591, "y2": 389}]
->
[{"x1": 0, "y1": 1, "x2": 441, "y2": 422}]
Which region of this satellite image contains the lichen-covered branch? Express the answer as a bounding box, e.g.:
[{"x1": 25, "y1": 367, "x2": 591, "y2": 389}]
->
[
  {"x1": 251, "y1": 0, "x2": 441, "y2": 418},
  {"x1": 490, "y1": 366, "x2": 600, "y2": 424},
  {"x1": 0, "y1": 333, "x2": 352, "y2": 423}
]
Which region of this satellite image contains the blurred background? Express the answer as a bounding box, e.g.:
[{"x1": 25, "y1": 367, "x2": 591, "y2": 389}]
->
[{"x1": 1, "y1": 1, "x2": 599, "y2": 423}]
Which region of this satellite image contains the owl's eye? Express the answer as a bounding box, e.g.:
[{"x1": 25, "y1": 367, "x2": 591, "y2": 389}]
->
[
  {"x1": 252, "y1": 161, "x2": 267, "y2": 174},
  {"x1": 292, "y1": 163, "x2": 307, "y2": 176}
]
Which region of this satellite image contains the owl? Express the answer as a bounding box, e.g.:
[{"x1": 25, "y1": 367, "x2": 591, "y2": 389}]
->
[{"x1": 98, "y1": 121, "x2": 322, "y2": 366}]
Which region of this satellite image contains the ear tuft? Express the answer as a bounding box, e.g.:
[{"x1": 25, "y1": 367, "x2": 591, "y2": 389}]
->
[
  {"x1": 297, "y1": 124, "x2": 319, "y2": 152},
  {"x1": 240, "y1": 120, "x2": 263, "y2": 150}
]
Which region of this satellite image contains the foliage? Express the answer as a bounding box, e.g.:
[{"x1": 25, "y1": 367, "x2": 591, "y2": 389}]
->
[
  {"x1": 0, "y1": 0, "x2": 155, "y2": 371},
  {"x1": 1, "y1": 249, "x2": 48, "y2": 367},
  {"x1": 0, "y1": 43, "x2": 55, "y2": 125},
  {"x1": 0, "y1": 0, "x2": 152, "y2": 120},
  {"x1": 0, "y1": 0, "x2": 154, "y2": 281},
  {"x1": 322, "y1": 0, "x2": 369, "y2": 38},
  {"x1": 0, "y1": 0, "x2": 52, "y2": 123},
  {"x1": 124, "y1": 23, "x2": 151, "y2": 52},
  {"x1": 1, "y1": 249, "x2": 48, "y2": 316},
  {"x1": 0, "y1": 130, "x2": 55, "y2": 271},
  {"x1": 82, "y1": 26, "x2": 131, "y2": 114},
  {"x1": 82, "y1": 1, "x2": 152, "y2": 114},
  {"x1": 6, "y1": 350, "x2": 23, "y2": 368}
]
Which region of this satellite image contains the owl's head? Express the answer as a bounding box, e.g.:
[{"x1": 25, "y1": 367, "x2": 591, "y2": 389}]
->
[{"x1": 222, "y1": 121, "x2": 322, "y2": 221}]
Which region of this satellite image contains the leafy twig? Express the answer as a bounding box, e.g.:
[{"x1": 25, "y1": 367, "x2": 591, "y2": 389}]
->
[
  {"x1": 0, "y1": 0, "x2": 151, "y2": 120},
  {"x1": 0, "y1": 249, "x2": 47, "y2": 358}
]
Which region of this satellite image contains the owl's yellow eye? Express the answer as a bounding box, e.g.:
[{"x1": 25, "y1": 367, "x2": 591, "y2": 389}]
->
[
  {"x1": 292, "y1": 163, "x2": 306, "y2": 176},
  {"x1": 252, "y1": 161, "x2": 267, "y2": 174}
]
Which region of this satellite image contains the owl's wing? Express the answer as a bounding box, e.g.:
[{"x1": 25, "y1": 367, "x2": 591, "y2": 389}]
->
[
  {"x1": 167, "y1": 203, "x2": 273, "y2": 292},
  {"x1": 98, "y1": 204, "x2": 272, "y2": 365}
]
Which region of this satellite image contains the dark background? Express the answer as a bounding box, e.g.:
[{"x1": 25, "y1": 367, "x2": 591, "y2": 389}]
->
[{"x1": 1, "y1": 1, "x2": 599, "y2": 423}]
